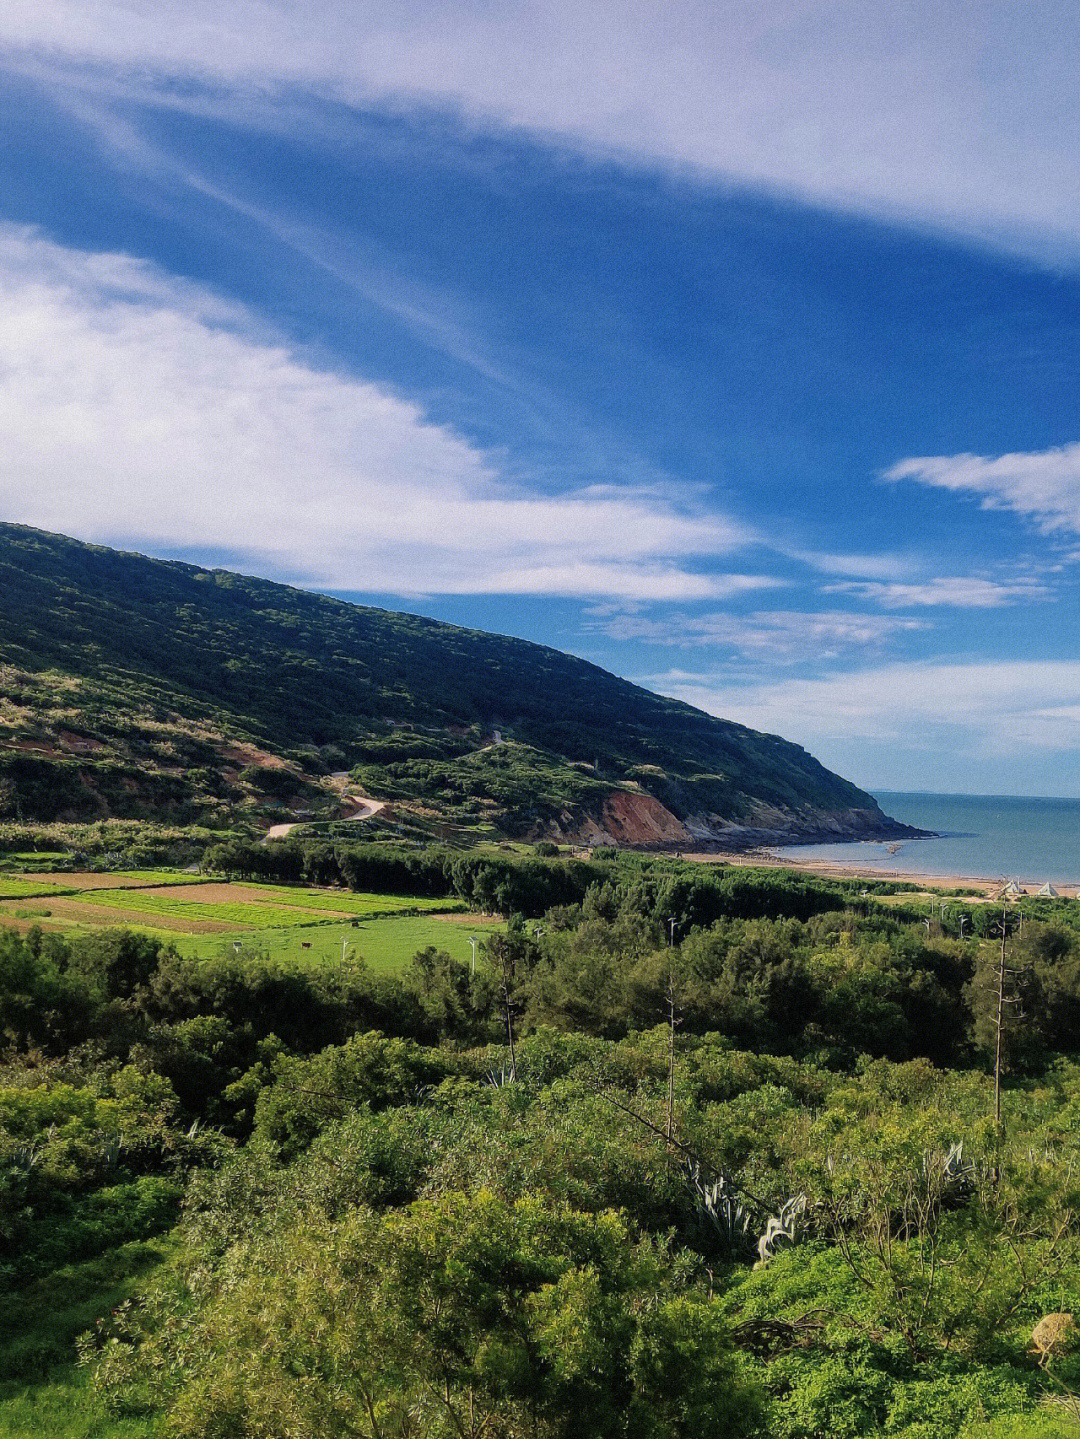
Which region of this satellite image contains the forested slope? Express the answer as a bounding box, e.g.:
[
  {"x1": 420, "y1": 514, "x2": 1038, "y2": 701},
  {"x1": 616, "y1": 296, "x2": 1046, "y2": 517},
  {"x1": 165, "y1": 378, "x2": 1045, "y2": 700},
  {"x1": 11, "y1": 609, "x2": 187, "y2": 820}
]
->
[{"x1": 0, "y1": 524, "x2": 911, "y2": 842}]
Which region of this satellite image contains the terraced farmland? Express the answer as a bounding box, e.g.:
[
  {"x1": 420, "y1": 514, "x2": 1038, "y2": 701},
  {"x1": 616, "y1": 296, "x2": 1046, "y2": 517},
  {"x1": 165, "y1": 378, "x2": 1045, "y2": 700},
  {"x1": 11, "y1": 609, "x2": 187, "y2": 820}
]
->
[
  {"x1": 238, "y1": 883, "x2": 467, "y2": 918},
  {"x1": 0, "y1": 876, "x2": 76, "y2": 900},
  {"x1": 6, "y1": 881, "x2": 464, "y2": 930},
  {"x1": 0, "y1": 870, "x2": 477, "y2": 966},
  {"x1": 67, "y1": 888, "x2": 355, "y2": 929}
]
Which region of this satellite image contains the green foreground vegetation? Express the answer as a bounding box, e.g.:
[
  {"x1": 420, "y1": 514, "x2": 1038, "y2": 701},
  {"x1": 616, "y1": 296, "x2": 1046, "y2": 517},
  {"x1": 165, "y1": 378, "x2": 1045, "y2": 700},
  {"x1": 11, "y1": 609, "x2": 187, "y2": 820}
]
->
[{"x1": 3, "y1": 841, "x2": 1080, "y2": 1437}]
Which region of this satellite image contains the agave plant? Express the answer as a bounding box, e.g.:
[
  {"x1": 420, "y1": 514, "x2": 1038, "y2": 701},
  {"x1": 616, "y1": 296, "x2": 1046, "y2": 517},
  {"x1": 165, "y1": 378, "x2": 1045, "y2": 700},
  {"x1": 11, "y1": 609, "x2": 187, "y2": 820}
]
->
[
  {"x1": 756, "y1": 1194, "x2": 808, "y2": 1268},
  {"x1": 484, "y1": 1066, "x2": 514, "y2": 1088},
  {"x1": 686, "y1": 1161, "x2": 755, "y2": 1256},
  {"x1": 7, "y1": 1138, "x2": 45, "y2": 1174},
  {"x1": 923, "y1": 1140, "x2": 975, "y2": 1208},
  {"x1": 687, "y1": 1160, "x2": 809, "y2": 1267}
]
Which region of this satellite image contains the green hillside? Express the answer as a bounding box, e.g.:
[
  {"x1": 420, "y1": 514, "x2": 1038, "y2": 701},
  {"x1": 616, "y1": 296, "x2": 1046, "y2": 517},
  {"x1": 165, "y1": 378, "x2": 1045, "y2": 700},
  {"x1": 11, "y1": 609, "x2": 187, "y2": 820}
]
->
[{"x1": 0, "y1": 524, "x2": 908, "y2": 842}]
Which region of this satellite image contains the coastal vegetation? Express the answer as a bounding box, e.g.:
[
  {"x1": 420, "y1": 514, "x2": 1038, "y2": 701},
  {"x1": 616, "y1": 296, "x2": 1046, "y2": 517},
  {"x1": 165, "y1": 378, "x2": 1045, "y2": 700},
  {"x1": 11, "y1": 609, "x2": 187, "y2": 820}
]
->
[{"x1": 2, "y1": 844, "x2": 1080, "y2": 1437}]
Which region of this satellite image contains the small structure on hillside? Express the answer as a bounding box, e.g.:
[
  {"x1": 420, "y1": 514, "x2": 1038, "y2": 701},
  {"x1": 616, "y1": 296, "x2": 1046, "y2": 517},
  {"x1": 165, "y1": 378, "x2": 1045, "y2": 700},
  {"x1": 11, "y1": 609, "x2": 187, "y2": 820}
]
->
[
  {"x1": 1003, "y1": 879, "x2": 1023, "y2": 899},
  {"x1": 1037, "y1": 882, "x2": 1060, "y2": 898}
]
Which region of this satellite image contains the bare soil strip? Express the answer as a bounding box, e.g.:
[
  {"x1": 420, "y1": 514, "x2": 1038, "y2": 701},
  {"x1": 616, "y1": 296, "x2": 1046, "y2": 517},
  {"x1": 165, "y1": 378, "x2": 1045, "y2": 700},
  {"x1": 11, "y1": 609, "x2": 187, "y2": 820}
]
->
[
  {"x1": 6, "y1": 897, "x2": 239, "y2": 932},
  {"x1": 115, "y1": 882, "x2": 358, "y2": 917},
  {"x1": 431, "y1": 911, "x2": 503, "y2": 924},
  {"x1": 11, "y1": 871, "x2": 160, "y2": 890}
]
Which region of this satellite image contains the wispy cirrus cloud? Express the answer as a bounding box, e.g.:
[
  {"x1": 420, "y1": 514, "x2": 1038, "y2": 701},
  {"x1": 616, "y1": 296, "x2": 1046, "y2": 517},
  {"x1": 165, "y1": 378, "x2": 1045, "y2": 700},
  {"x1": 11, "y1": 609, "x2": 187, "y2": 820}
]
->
[
  {"x1": 594, "y1": 608, "x2": 925, "y2": 661},
  {"x1": 4, "y1": 3, "x2": 1080, "y2": 260},
  {"x1": 654, "y1": 660, "x2": 1080, "y2": 756},
  {"x1": 885, "y1": 444, "x2": 1080, "y2": 536},
  {"x1": 0, "y1": 224, "x2": 758, "y2": 601},
  {"x1": 826, "y1": 577, "x2": 1048, "y2": 607}
]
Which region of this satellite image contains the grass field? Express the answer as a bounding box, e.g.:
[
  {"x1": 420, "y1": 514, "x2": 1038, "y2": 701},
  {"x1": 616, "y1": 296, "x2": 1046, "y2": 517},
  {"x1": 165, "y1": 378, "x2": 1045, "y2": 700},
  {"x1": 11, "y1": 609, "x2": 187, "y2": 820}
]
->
[
  {"x1": 173, "y1": 912, "x2": 505, "y2": 972},
  {"x1": 0, "y1": 850, "x2": 71, "y2": 873},
  {"x1": 67, "y1": 885, "x2": 463, "y2": 927},
  {"x1": 0, "y1": 1240, "x2": 168, "y2": 1439}
]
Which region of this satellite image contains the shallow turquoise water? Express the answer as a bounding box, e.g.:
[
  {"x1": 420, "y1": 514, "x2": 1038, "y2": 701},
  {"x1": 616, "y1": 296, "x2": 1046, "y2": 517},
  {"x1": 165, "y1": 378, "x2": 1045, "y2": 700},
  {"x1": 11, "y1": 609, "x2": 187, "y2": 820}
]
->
[{"x1": 771, "y1": 791, "x2": 1080, "y2": 885}]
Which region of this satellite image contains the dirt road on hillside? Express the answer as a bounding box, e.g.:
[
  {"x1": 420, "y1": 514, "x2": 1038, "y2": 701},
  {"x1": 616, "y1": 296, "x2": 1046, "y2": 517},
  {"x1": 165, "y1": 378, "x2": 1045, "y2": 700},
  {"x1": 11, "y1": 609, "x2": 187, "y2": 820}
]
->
[{"x1": 264, "y1": 773, "x2": 386, "y2": 841}]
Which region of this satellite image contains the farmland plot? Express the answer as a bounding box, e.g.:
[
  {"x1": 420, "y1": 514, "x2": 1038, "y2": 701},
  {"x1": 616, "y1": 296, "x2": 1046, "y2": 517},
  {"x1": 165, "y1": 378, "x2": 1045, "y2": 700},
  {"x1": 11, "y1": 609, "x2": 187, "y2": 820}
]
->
[
  {"x1": 70, "y1": 889, "x2": 347, "y2": 929},
  {"x1": 0, "y1": 877, "x2": 76, "y2": 900}
]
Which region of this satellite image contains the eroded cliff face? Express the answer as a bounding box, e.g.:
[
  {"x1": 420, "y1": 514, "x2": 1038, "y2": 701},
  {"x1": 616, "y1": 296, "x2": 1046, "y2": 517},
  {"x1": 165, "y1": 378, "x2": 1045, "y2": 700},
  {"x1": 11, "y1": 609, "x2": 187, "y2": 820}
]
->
[
  {"x1": 681, "y1": 802, "x2": 924, "y2": 848},
  {"x1": 542, "y1": 790, "x2": 694, "y2": 847},
  {"x1": 541, "y1": 789, "x2": 922, "y2": 849}
]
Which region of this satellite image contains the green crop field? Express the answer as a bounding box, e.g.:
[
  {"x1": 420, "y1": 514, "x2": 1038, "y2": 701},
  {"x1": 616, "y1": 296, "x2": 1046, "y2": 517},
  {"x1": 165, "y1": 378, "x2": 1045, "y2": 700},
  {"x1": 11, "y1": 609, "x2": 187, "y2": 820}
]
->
[
  {"x1": 174, "y1": 912, "x2": 505, "y2": 972},
  {"x1": 72, "y1": 890, "x2": 337, "y2": 928},
  {"x1": 0, "y1": 850, "x2": 71, "y2": 870},
  {"x1": 241, "y1": 883, "x2": 467, "y2": 918},
  {"x1": 0, "y1": 877, "x2": 75, "y2": 900},
  {"x1": 75, "y1": 887, "x2": 464, "y2": 930},
  {"x1": 0, "y1": 868, "x2": 494, "y2": 973},
  {"x1": 110, "y1": 869, "x2": 210, "y2": 887}
]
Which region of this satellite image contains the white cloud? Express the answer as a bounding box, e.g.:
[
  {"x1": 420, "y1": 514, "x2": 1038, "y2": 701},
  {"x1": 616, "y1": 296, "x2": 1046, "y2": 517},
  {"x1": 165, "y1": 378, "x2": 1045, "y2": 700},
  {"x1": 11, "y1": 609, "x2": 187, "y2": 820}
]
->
[
  {"x1": 596, "y1": 608, "x2": 925, "y2": 660},
  {"x1": 3, "y1": 2, "x2": 1080, "y2": 258},
  {"x1": 885, "y1": 445, "x2": 1080, "y2": 536},
  {"x1": 827, "y1": 577, "x2": 1047, "y2": 608},
  {"x1": 0, "y1": 225, "x2": 752, "y2": 599},
  {"x1": 787, "y1": 549, "x2": 915, "y2": 582},
  {"x1": 657, "y1": 660, "x2": 1080, "y2": 756}
]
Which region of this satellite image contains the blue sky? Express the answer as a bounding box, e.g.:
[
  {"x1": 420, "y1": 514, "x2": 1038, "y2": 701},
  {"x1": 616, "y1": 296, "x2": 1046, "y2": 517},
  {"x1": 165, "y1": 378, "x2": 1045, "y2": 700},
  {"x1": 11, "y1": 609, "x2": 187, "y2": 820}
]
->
[{"x1": 1, "y1": 3, "x2": 1078, "y2": 797}]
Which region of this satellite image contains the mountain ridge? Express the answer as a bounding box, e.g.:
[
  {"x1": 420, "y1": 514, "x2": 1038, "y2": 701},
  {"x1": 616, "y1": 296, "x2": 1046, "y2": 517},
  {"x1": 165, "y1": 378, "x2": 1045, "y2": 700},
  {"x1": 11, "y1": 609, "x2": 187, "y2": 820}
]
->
[{"x1": 0, "y1": 523, "x2": 917, "y2": 846}]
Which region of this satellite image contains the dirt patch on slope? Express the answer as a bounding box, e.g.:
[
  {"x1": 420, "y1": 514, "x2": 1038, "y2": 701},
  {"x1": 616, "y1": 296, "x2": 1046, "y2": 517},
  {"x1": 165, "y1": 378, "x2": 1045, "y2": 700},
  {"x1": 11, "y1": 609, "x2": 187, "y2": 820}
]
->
[
  {"x1": 549, "y1": 790, "x2": 693, "y2": 847},
  {"x1": 220, "y1": 744, "x2": 290, "y2": 770}
]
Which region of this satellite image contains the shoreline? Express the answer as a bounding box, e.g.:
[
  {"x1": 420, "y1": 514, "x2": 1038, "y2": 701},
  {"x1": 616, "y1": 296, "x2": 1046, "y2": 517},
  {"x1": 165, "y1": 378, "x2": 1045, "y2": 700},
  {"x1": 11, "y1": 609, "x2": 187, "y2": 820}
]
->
[{"x1": 677, "y1": 847, "x2": 1080, "y2": 898}]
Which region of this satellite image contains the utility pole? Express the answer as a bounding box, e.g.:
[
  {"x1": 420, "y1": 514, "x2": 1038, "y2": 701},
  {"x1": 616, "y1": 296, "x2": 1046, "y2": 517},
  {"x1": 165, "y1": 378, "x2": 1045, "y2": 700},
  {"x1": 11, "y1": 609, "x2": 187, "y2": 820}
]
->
[
  {"x1": 667, "y1": 916, "x2": 677, "y2": 947},
  {"x1": 991, "y1": 899, "x2": 1024, "y2": 1132},
  {"x1": 503, "y1": 970, "x2": 518, "y2": 1082},
  {"x1": 493, "y1": 938, "x2": 518, "y2": 1082},
  {"x1": 468, "y1": 936, "x2": 477, "y2": 976},
  {"x1": 993, "y1": 899, "x2": 1007, "y2": 1128},
  {"x1": 665, "y1": 969, "x2": 681, "y2": 1146}
]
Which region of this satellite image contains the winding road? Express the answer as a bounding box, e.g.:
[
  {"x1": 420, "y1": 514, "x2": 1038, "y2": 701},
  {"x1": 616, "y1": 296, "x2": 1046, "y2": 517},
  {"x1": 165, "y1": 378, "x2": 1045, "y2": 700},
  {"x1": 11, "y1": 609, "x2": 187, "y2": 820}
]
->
[{"x1": 264, "y1": 773, "x2": 386, "y2": 841}]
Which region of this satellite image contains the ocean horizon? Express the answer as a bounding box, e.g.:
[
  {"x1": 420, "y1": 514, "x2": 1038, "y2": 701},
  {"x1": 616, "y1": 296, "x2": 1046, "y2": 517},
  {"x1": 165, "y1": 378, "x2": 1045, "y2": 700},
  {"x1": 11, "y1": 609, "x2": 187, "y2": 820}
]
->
[{"x1": 771, "y1": 790, "x2": 1080, "y2": 885}]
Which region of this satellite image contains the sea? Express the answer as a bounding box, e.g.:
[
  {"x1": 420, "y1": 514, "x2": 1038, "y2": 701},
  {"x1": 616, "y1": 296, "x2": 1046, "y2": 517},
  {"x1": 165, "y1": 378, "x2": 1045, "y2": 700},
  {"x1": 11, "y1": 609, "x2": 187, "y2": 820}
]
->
[{"x1": 770, "y1": 791, "x2": 1080, "y2": 886}]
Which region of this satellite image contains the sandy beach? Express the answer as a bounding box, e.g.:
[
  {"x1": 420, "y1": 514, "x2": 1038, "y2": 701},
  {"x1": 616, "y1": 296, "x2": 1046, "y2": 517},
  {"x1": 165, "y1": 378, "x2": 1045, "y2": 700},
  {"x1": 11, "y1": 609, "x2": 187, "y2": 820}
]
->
[{"x1": 678, "y1": 848, "x2": 1080, "y2": 900}]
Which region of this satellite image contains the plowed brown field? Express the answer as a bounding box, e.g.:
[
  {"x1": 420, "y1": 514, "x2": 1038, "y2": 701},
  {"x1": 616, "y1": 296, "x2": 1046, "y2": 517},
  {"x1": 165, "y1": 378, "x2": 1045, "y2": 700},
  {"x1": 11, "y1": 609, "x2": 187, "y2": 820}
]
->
[{"x1": 8, "y1": 897, "x2": 237, "y2": 932}]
